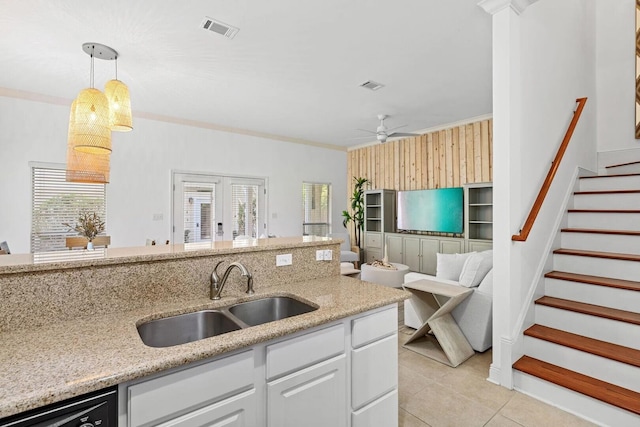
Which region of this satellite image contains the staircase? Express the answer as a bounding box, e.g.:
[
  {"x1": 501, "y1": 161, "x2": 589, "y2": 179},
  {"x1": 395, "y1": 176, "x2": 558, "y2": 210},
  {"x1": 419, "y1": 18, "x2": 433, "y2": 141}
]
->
[{"x1": 512, "y1": 172, "x2": 640, "y2": 426}]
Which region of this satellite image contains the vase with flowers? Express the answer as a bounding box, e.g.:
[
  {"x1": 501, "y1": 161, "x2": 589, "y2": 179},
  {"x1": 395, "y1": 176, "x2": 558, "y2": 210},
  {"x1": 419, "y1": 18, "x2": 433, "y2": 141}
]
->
[{"x1": 64, "y1": 212, "x2": 105, "y2": 250}]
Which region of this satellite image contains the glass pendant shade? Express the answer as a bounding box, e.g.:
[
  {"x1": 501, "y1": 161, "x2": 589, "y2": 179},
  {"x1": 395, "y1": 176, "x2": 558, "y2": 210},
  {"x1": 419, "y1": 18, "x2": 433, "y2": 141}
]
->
[
  {"x1": 72, "y1": 88, "x2": 112, "y2": 154},
  {"x1": 67, "y1": 99, "x2": 110, "y2": 183},
  {"x1": 105, "y1": 79, "x2": 133, "y2": 132}
]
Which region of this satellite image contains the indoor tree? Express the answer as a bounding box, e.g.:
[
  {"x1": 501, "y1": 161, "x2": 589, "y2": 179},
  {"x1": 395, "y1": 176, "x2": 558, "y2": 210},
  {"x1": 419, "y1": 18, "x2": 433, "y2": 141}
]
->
[{"x1": 341, "y1": 177, "x2": 369, "y2": 248}]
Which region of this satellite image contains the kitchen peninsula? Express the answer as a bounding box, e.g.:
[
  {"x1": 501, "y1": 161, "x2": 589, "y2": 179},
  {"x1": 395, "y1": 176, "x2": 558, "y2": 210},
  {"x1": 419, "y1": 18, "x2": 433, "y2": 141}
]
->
[{"x1": 0, "y1": 237, "x2": 408, "y2": 426}]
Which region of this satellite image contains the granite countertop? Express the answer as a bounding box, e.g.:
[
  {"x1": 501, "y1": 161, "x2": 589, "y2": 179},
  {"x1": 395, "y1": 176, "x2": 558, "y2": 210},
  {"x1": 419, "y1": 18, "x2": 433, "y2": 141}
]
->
[{"x1": 0, "y1": 274, "x2": 409, "y2": 419}]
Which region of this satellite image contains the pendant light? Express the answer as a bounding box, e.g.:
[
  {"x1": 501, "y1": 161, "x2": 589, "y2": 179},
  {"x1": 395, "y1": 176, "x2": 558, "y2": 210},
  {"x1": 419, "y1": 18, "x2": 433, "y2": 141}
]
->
[
  {"x1": 66, "y1": 99, "x2": 110, "y2": 183},
  {"x1": 105, "y1": 55, "x2": 133, "y2": 132},
  {"x1": 70, "y1": 44, "x2": 113, "y2": 155}
]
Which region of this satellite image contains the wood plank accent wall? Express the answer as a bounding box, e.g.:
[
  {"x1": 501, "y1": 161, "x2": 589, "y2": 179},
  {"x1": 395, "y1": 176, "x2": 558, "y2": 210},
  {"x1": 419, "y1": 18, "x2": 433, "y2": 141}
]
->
[{"x1": 347, "y1": 118, "x2": 493, "y2": 194}]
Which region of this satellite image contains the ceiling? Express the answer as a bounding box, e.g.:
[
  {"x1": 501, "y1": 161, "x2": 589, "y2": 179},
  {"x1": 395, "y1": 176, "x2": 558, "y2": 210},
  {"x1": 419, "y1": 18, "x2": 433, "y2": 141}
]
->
[{"x1": 0, "y1": 0, "x2": 492, "y2": 149}]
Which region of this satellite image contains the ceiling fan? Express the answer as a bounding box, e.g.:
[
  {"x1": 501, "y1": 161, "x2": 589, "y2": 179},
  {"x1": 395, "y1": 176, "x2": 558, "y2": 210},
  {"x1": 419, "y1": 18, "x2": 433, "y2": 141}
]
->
[{"x1": 358, "y1": 114, "x2": 419, "y2": 143}]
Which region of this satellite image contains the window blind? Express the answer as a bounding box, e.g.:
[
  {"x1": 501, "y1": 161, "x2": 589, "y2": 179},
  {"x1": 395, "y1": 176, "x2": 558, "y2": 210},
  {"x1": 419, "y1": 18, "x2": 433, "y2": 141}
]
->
[
  {"x1": 302, "y1": 182, "x2": 330, "y2": 237},
  {"x1": 31, "y1": 166, "x2": 106, "y2": 253},
  {"x1": 231, "y1": 184, "x2": 258, "y2": 239}
]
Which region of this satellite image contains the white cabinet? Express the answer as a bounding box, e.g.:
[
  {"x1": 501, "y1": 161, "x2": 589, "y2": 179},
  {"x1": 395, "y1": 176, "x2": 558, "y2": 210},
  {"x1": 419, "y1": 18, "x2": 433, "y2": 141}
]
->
[
  {"x1": 124, "y1": 350, "x2": 255, "y2": 427},
  {"x1": 267, "y1": 355, "x2": 347, "y2": 427},
  {"x1": 364, "y1": 189, "x2": 396, "y2": 263},
  {"x1": 120, "y1": 305, "x2": 398, "y2": 427},
  {"x1": 350, "y1": 305, "x2": 399, "y2": 427},
  {"x1": 464, "y1": 183, "x2": 493, "y2": 251},
  {"x1": 391, "y1": 234, "x2": 462, "y2": 275},
  {"x1": 157, "y1": 390, "x2": 257, "y2": 427}
]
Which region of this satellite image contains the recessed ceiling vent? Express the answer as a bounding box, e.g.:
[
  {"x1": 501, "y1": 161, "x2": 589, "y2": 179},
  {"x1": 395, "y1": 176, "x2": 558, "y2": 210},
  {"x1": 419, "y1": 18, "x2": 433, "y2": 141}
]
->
[
  {"x1": 200, "y1": 17, "x2": 239, "y2": 39},
  {"x1": 359, "y1": 80, "x2": 384, "y2": 91}
]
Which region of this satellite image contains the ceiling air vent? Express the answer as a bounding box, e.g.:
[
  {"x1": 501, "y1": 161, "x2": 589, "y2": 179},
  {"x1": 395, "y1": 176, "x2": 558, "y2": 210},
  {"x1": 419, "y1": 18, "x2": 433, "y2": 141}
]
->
[
  {"x1": 359, "y1": 80, "x2": 384, "y2": 91},
  {"x1": 200, "y1": 17, "x2": 239, "y2": 39}
]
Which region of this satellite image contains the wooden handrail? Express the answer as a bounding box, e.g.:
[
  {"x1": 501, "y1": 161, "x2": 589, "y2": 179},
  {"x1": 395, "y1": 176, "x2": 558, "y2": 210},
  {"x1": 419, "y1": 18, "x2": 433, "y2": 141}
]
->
[{"x1": 512, "y1": 97, "x2": 588, "y2": 242}]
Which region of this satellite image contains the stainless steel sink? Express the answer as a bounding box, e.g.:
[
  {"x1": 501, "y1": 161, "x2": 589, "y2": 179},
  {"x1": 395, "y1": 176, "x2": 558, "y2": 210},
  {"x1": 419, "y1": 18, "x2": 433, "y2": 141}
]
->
[
  {"x1": 138, "y1": 310, "x2": 242, "y2": 348},
  {"x1": 137, "y1": 296, "x2": 317, "y2": 348},
  {"x1": 227, "y1": 296, "x2": 317, "y2": 326}
]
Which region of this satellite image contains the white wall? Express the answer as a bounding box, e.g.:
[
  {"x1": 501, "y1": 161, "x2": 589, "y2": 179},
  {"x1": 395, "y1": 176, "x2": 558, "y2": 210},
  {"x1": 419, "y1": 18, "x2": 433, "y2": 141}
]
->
[
  {"x1": 595, "y1": 0, "x2": 638, "y2": 153},
  {"x1": 0, "y1": 96, "x2": 347, "y2": 254},
  {"x1": 489, "y1": 0, "x2": 597, "y2": 386}
]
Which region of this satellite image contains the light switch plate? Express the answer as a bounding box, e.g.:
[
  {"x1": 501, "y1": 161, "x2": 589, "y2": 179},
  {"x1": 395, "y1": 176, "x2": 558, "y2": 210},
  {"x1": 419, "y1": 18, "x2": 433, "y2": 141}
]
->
[
  {"x1": 276, "y1": 253, "x2": 292, "y2": 266},
  {"x1": 323, "y1": 249, "x2": 332, "y2": 260},
  {"x1": 316, "y1": 250, "x2": 324, "y2": 261}
]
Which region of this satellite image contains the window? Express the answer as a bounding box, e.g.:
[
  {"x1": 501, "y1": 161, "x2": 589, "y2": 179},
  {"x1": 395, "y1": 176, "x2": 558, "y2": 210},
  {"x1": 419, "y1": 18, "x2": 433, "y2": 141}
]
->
[
  {"x1": 31, "y1": 164, "x2": 107, "y2": 252},
  {"x1": 302, "y1": 182, "x2": 331, "y2": 237},
  {"x1": 232, "y1": 184, "x2": 259, "y2": 239}
]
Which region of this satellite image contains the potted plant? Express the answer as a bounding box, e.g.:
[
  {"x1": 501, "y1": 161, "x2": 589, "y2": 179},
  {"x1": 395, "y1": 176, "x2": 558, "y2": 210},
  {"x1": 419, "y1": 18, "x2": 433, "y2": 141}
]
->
[
  {"x1": 64, "y1": 211, "x2": 105, "y2": 250},
  {"x1": 341, "y1": 177, "x2": 369, "y2": 249}
]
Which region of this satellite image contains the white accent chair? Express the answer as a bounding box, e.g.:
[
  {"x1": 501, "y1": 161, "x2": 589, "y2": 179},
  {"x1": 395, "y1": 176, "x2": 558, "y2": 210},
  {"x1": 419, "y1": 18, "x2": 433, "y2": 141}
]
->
[{"x1": 330, "y1": 233, "x2": 359, "y2": 266}]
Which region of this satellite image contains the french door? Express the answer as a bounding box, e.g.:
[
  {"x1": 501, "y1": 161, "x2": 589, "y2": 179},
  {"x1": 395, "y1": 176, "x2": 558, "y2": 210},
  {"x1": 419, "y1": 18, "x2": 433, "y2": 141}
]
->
[{"x1": 172, "y1": 172, "x2": 266, "y2": 244}]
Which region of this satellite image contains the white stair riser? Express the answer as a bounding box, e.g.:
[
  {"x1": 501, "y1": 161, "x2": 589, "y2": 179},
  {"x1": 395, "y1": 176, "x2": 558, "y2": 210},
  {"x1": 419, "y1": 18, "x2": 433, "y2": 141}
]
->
[
  {"x1": 573, "y1": 193, "x2": 640, "y2": 210},
  {"x1": 514, "y1": 371, "x2": 640, "y2": 427},
  {"x1": 579, "y1": 175, "x2": 640, "y2": 192},
  {"x1": 534, "y1": 305, "x2": 640, "y2": 350},
  {"x1": 560, "y1": 232, "x2": 640, "y2": 255},
  {"x1": 524, "y1": 336, "x2": 640, "y2": 393},
  {"x1": 553, "y1": 254, "x2": 640, "y2": 282},
  {"x1": 545, "y1": 278, "x2": 640, "y2": 312},
  {"x1": 605, "y1": 164, "x2": 640, "y2": 175},
  {"x1": 567, "y1": 212, "x2": 640, "y2": 231}
]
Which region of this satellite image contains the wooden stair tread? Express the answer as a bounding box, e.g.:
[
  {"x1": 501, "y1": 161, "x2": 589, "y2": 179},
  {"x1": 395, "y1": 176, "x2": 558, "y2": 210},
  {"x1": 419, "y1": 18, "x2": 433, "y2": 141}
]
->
[
  {"x1": 605, "y1": 160, "x2": 640, "y2": 169},
  {"x1": 568, "y1": 209, "x2": 640, "y2": 213},
  {"x1": 536, "y1": 296, "x2": 640, "y2": 325},
  {"x1": 561, "y1": 228, "x2": 640, "y2": 236},
  {"x1": 554, "y1": 248, "x2": 640, "y2": 262},
  {"x1": 513, "y1": 356, "x2": 640, "y2": 415},
  {"x1": 545, "y1": 271, "x2": 640, "y2": 292},
  {"x1": 574, "y1": 189, "x2": 640, "y2": 195},
  {"x1": 524, "y1": 325, "x2": 640, "y2": 368},
  {"x1": 581, "y1": 172, "x2": 640, "y2": 178}
]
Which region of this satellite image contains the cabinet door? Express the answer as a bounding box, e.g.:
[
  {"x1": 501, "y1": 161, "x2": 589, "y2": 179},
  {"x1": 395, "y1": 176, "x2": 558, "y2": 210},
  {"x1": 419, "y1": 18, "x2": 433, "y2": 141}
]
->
[
  {"x1": 386, "y1": 235, "x2": 403, "y2": 264},
  {"x1": 365, "y1": 249, "x2": 382, "y2": 264},
  {"x1": 268, "y1": 355, "x2": 347, "y2": 427},
  {"x1": 440, "y1": 239, "x2": 462, "y2": 254},
  {"x1": 352, "y1": 390, "x2": 398, "y2": 427},
  {"x1": 467, "y1": 240, "x2": 492, "y2": 252},
  {"x1": 419, "y1": 238, "x2": 439, "y2": 275},
  {"x1": 158, "y1": 390, "x2": 256, "y2": 427},
  {"x1": 403, "y1": 237, "x2": 421, "y2": 272}
]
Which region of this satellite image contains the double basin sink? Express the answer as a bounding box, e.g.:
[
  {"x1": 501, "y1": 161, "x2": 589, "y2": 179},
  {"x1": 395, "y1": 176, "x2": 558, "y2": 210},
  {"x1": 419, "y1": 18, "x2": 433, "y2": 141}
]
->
[{"x1": 137, "y1": 296, "x2": 317, "y2": 348}]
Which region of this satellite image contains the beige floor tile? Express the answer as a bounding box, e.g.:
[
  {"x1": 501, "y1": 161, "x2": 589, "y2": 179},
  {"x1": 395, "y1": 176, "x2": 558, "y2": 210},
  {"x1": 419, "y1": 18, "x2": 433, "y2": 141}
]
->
[
  {"x1": 484, "y1": 414, "x2": 524, "y2": 427},
  {"x1": 399, "y1": 364, "x2": 433, "y2": 409},
  {"x1": 499, "y1": 392, "x2": 597, "y2": 427},
  {"x1": 435, "y1": 362, "x2": 514, "y2": 411},
  {"x1": 399, "y1": 349, "x2": 451, "y2": 382},
  {"x1": 399, "y1": 408, "x2": 432, "y2": 427},
  {"x1": 404, "y1": 381, "x2": 496, "y2": 427}
]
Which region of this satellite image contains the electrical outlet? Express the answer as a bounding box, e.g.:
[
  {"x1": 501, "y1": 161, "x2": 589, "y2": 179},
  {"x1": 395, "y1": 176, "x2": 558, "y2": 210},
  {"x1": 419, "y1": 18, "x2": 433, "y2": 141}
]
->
[
  {"x1": 316, "y1": 250, "x2": 324, "y2": 261},
  {"x1": 323, "y1": 249, "x2": 333, "y2": 261},
  {"x1": 276, "y1": 253, "x2": 292, "y2": 266}
]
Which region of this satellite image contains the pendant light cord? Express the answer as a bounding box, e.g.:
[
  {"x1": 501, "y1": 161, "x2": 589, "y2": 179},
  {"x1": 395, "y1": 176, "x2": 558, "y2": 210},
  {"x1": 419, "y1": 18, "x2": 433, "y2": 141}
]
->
[{"x1": 89, "y1": 45, "x2": 95, "y2": 88}]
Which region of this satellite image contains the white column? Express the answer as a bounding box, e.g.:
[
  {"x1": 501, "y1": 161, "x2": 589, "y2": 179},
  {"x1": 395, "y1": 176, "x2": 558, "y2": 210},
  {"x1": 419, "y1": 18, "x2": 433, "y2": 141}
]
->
[{"x1": 478, "y1": 0, "x2": 538, "y2": 388}]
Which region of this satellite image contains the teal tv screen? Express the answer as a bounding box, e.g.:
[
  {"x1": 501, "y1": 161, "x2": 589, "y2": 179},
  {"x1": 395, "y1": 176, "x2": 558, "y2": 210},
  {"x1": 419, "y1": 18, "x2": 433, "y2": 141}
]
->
[{"x1": 397, "y1": 187, "x2": 463, "y2": 233}]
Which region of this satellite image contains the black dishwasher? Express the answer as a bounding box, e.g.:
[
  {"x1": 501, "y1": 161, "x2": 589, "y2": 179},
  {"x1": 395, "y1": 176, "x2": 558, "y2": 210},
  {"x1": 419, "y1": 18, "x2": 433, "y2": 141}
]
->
[{"x1": 0, "y1": 386, "x2": 117, "y2": 427}]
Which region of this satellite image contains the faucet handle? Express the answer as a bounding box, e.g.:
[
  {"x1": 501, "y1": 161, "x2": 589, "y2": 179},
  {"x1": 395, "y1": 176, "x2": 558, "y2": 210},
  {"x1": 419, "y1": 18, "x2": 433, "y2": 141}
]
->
[{"x1": 211, "y1": 260, "x2": 225, "y2": 286}]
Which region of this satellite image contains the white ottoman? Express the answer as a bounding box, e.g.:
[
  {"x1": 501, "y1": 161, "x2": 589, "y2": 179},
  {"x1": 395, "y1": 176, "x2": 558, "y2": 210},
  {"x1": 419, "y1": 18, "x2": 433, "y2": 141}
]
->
[{"x1": 360, "y1": 263, "x2": 410, "y2": 288}]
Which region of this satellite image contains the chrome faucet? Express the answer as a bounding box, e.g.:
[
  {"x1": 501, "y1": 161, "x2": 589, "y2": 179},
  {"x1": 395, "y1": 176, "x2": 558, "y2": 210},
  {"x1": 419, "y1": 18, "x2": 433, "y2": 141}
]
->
[{"x1": 210, "y1": 261, "x2": 254, "y2": 300}]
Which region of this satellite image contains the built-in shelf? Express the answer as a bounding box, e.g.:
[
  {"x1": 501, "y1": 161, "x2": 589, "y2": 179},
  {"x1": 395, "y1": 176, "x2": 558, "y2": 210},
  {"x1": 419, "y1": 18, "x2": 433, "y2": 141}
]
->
[{"x1": 465, "y1": 183, "x2": 493, "y2": 242}]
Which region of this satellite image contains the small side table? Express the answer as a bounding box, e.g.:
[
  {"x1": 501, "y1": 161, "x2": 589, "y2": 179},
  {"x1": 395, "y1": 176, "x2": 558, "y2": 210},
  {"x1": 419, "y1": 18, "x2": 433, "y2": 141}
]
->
[{"x1": 402, "y1": 279, "x2": 474, "y2": 367}]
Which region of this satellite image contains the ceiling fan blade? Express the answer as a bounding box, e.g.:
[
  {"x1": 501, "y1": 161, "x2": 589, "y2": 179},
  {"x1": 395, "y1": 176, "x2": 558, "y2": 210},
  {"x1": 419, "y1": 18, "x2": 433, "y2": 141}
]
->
[
  {"x1": 387, "y1": 132, "x2": 419, "y2": 138},
  {"x1": 356, "y1": 128, "x2": 377, "y2": 135},
  {"x1": 386, "y1": 124, "x2": 408, "y2": 132}
]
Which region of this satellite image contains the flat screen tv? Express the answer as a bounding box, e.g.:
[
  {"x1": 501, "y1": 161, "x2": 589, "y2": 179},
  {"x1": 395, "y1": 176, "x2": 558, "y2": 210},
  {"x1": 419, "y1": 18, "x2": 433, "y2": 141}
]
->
[{"x1": 397, "y1": 187, "x2": 463, "y2": 233}]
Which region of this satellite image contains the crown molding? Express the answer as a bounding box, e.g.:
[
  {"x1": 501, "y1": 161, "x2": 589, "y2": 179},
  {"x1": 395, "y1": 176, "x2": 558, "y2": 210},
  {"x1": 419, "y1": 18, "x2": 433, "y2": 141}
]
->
[{"x1": 477, "y1": 0, "x2": 539, "y2": 16}]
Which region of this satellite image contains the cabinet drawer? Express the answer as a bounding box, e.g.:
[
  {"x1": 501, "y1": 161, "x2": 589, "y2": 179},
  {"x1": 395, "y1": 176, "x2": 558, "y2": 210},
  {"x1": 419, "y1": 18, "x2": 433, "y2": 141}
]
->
[
  {"x1": 365, "y1": 233, "x2": 382, "y2": 249},
  {"x1": 351, "y1": 334, "x2": 398, "y2": 409},
  {"x1": 351, "y1": 305, "x2": 397, "y2": 348},
  {"x1": 352, "y1": 390, "x2": 398, "y2": 427},
  {"x1": 266, "y1": 324, "x2": 344, "y2": 380},
  {"x1": 157, "y1": 389, "x2": 256, "y2": 427},
  {"x1": 128, "y1": 350, "x2": 254, "y2": 427}
]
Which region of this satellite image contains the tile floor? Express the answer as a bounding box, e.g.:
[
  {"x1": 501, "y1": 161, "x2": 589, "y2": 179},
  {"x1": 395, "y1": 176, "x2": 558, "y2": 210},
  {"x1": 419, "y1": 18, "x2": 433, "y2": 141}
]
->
[{"x1": 396, "y1": 304, "x2": 596, "y2": 427}]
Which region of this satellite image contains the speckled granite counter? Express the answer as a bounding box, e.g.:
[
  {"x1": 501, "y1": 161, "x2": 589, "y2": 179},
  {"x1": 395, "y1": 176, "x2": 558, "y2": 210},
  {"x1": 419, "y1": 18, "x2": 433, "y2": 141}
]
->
[{"x1": 0, "y1": 237, "x2": 410, "y2": 419}]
